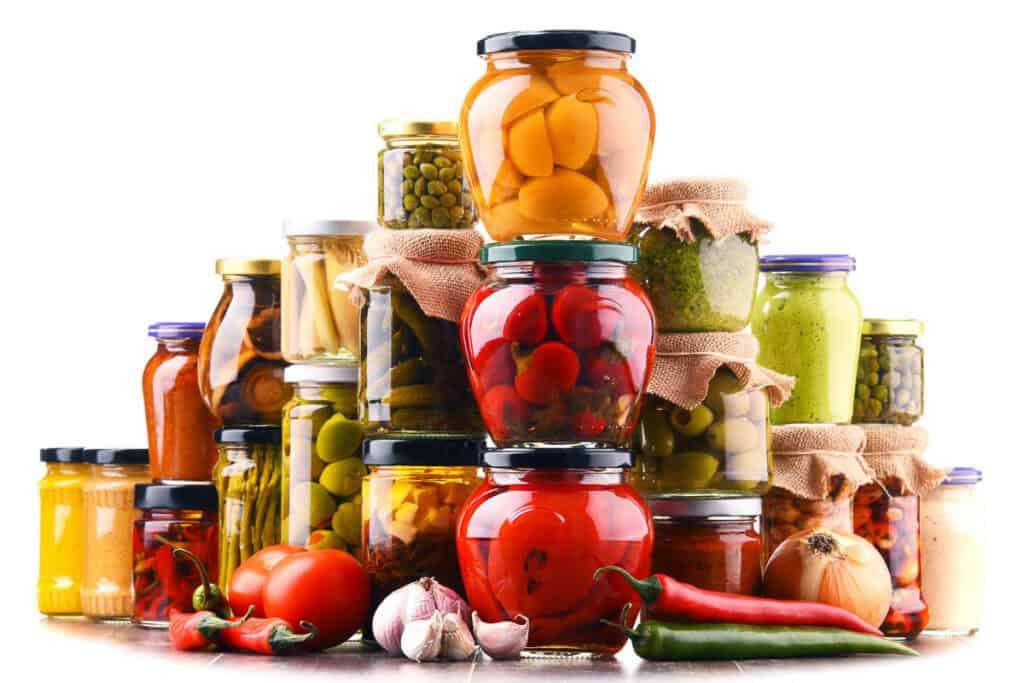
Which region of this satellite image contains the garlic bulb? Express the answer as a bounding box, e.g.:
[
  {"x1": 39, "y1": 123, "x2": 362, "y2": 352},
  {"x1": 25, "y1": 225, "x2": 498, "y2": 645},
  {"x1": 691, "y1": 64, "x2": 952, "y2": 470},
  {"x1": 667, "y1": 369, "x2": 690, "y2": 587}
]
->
[
  {"x1": 372, "y1": 577, "x2": 472, "y2": 655},
  {"x1": 472, "y1": 612, "x2": 530, "y2": 660},
  {"x1": 440, "y1": 613, "x2": 477, "y2": 661},
  {"x1": 401, "y1": 611, "x2": 443, "y2": 662}
]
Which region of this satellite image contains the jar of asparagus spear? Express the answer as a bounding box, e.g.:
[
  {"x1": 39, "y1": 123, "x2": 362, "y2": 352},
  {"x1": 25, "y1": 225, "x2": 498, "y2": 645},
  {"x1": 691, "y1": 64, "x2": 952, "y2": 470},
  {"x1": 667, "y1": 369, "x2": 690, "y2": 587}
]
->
[{"x1": 213, "y1": 427, "x2": 282, "y2": 587}]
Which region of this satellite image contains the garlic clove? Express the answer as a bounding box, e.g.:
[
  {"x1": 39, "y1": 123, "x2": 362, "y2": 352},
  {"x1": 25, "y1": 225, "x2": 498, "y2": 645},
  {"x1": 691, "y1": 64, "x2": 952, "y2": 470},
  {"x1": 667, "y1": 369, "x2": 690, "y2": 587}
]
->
[
  {"x1": 472, "y1": 611, "x2": 530, "y2": 660},
  {"x1": 430, "y1": 578, "x2": 473, "y2": 626},
  {"x1": 373, "y1": 581, "x2": 417, "y2": 655},
  {"x1": 400, "y1": 578, "x2": 437, "y2": 625},
  {"x1": 401, "y1": 611, "x2": 444, "y2": 662},
  {"x1": 440, "y1": 613, "x2": 478, "y2": 661}
]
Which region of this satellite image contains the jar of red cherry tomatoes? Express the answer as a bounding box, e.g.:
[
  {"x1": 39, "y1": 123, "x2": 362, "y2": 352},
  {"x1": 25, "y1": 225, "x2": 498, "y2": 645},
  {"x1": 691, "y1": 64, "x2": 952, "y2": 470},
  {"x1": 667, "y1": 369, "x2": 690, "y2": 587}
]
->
[
  {"x1": 456, "y1": 448, "x2": 653, "y2": 656},
  {"x1": 461, "y1": 241, "x2": 655, "y2": 448}
]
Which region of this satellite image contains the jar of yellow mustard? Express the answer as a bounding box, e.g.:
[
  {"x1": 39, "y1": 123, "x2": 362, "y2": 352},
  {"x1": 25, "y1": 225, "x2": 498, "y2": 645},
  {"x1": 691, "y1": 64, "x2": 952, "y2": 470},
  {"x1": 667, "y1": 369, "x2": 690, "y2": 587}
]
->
[{"x1": 38, "y1": 447, "x2": 89, "y2": 615}]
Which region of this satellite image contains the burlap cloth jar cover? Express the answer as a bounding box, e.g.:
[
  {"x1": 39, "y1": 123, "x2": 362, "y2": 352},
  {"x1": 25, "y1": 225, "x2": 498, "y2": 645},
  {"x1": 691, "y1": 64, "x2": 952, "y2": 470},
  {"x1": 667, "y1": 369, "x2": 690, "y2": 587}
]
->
[
  {"x1": 633, "y1": 177, "x2": 773, "y2": 242},
  {"x1": 860, "y1": 425, "x2": 945, "y2": 496}
]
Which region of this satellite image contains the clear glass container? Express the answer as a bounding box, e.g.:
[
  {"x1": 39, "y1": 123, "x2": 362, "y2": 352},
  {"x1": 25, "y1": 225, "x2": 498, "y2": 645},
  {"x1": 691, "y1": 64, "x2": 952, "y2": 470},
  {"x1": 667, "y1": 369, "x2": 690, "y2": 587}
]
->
[
  {"x1": 38, "y1": 448, "x2": 88, "y2": 616},
  {"x1": 362, "y1": 438, "x2": 482, "y2": 637},
  {"x1": 282, "y1": 220, "x2": 373, "y2": 365},
  {"x1": 854, "y1": 319, "x2": 924, "y2": 425},
  {"x1": 199, "y1": 259, "x2": 291, "y2": 426},
  {"x1": 462, "y1": 241, "x2": 655, "y2": 448},
  {"x1": 762, "y1": 482, "x2": 856, "y2": 564},
  {"x1": 457, "y1": 449, "x2": 653, "y2": 656},
  {"x1": 281, "y1": 365, "x2": 364, "y2": 553},
  {"x1": 132, "y1": 484, "x2": 219, "y2": 628},
  {"x1": 378, "y1": 121, "x2": 477, "y2": 229},
  {"x1": 752, "y1": 255, "x2": 863, "y2": 424},
  {"x1": 632, "y1": 370, "x2": 771, "y2": 497},
  {"x1": 461, "y1": 30, "x2": 655, "y2": 241},
  {"x1": 650, "y1": 497, "x2": 762, "y2": 596},
  {"x1": 82, "y1": 449, "x2": 151, "y2": 621},
  {"x1": 213, "y1": 427, "x2": 282, "y2": 587},
  {"x1": 922, "y1": 467, "x2": 983, "y2": 636},
  {"x1": 143, "y1": 322, "x2": 220, "y2": 482}
]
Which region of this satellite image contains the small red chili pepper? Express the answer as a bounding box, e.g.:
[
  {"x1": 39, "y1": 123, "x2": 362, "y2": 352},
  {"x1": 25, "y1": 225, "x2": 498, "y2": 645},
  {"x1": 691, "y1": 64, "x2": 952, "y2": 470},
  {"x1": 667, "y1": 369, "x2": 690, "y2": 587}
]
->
[
  {"x1": 513, "y1": 342, "x2": 580, "y2": 404},
  {"x1": 481, "y1": 385, "x2": 531, "y2": 440},
  {"x1": 552, "y1": 285, "x2": 604, "y2": 350},
  {"x1": 168, "y1": 606, "x2": 252, "y2": 651},
  {"x1": 582, "y1": 349, "x2": 635, "y2": 394},
  {"x1": 218, "y1": 616, "x2": 319, "y2": 655},
  {"x1": 475, "y1": 339, "x2": 516, "y2": 389},
  {"x1": 503, "y1": 292, "x2": 548, "y2": 344},
  {"x1": 572, "y1": 410, "x2": 607, "y2": 438},
  {"x1": 594, "y1": 567, "x2": 883, "y2": 637}
]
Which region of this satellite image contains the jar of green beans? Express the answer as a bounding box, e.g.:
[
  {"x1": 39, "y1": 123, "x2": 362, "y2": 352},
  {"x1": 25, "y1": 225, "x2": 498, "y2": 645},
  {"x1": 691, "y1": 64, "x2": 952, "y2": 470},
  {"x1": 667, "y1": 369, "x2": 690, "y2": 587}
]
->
[{"x1": 378, "y1": 120, "x2": 477, "y2": 229}]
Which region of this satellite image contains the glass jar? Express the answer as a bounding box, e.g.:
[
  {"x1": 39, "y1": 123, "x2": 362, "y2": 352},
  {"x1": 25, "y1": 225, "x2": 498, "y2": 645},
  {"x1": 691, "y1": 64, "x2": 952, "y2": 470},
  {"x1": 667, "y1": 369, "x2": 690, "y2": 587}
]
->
[
  {"x1": 38, "y1": 447, "x2": 88, "y2": 616},
  {"x1": 854, "y1": 320, "x2": 924, "y2": 425},
  {"x1": 132, "y1": 483, "x2": 219, "y2": 628},
  {"x1": 752, "y1": 255, "x2": 863, "y2": 424},
  {"x1": 650, "y1": 497, "x2": 762, "y2": 596},
  {"x1": 457, "y1": 448, "x2": 653, "y2": 656},
  {"x1": 82, "y1": 449, "x2": 151, "y2": 621},
  {"x1": 378, "y1": 121, "x2": 477, "y2": 230},
  {"x1": 762, "y1": 482, "x2": 856, "y2": 564},
  {"x1": 362, "y1": 438, "x2": 482, "y2": 634},
  {"x1": 199, "y1": 258, "x2": 291, "y2": 426},
  {"x1": 854, "y1": 477, "x2": 928, "y2": 638},
  {"x1": 629, "y1": 223, "x2": 759, "y2": 332},
  {"x1": 461, "y1": 30, "x2": 655, "y2": 241},
  {"x1": 213, "y1": 427, "x2": 282, "y2": 587},
  {"x1": 632, "y1": 371, "x2": 771, "y2": 497},
  {"x1": 143, "y1": 322, "x2": 220, "y2": 482},
  {"x1": 282, "y1": 220, "x2": 373, "y2": 365},
  {"x1": 361, "y1": 278, "x2": 482, "y2": 437},
  {"x1": 282, "y1": 365, "x2": 364, "y2": 553},
  {"x1": 462, "y1": 241, "x2": 655, "y2": 448},
  {"x1": 922, "y1": 467, "x2": 983, "y2": 636}
]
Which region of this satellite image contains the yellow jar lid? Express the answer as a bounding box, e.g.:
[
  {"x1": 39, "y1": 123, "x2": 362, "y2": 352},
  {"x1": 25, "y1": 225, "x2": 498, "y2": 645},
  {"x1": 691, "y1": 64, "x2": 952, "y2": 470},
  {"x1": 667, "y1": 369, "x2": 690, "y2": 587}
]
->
[
  {"x1": 378, "y1": 120, "x2": 458, "y2": 139},
  {"x1": 862, "y1": 318, "x2": 924, "y2": 336},
  {"x1": 215, "y1": 258, "x2": 281, "y2": 276}
]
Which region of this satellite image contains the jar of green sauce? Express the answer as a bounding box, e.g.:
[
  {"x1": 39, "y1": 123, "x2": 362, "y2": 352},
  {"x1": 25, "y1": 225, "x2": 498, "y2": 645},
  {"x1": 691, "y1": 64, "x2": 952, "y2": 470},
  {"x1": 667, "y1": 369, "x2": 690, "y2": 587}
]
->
[{"x1": 751, "y1": 255, "x2": 862, "y2": 424}]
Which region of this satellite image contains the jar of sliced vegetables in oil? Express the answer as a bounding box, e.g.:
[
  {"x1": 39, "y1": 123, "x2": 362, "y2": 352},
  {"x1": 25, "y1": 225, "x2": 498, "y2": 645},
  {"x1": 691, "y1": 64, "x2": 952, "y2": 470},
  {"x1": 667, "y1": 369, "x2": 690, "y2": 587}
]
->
[{"x1": 854, "y1": 319, "x2": 924, "y2": 425}]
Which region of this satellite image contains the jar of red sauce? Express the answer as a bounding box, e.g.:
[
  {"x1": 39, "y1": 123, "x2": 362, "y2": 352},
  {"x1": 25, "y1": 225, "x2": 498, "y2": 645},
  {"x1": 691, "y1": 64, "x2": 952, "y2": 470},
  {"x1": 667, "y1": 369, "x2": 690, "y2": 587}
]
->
[
  {"x1": 456, "y1": 448, "x2": 653, "y2": 656},
  {"x1": 650, "y1": 497, "x2": 762, "y2": 597},
  {"x1": 143, "y1": 322, "x2": 220, "y2": 482},
  {"x1": 461, "y1": 241, "x2": 655, "y2": 448}
]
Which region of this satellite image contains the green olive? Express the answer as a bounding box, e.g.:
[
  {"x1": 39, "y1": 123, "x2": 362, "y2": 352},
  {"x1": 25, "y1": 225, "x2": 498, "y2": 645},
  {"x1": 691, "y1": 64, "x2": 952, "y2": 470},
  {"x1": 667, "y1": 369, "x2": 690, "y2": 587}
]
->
[
  {"x1": 450, "y1": 206, "x2": 465, "y2": 220},
  {"x1": 440, "y1": 193, "x2": 457, "y2": 208},
  {"x1": 420, "y1": 163, "x2": 439, "y2": 180},
  {"x1": 669, "y1": 404, "x2": 714, "y2": 437},
  {"x1": 856, "y1": 383, "x2": 870, "y2": 401},
  {"x1": 331, "y1": 501, "x2": 362, "y2": 547},
  {"x1": 427, "y1": 180, "x2": 446, "y2": 196},
  {"x1": 413, "y1": 206, "x2": 430, "y2": 223},
  {"x1": 403, "y1": 194, "x2": 419, "y2": 211},
  {"x1": 661, "y1": 452, "x2": 719, "y2": 489},
  {"x1": 872, "y1": 384, "x2": 888, "y2": 401},
  {"x1": 853, "y1": 398, "x2": 865, "y2": 418},
  {"x1": 319, "y1": 457, "x2": 366, "y2": 498},
  {"x1": 431, "y1": 207, "x2": 450, "y2": 227},
  {"x1": 414, "y1": 177, "x2": 427, "y2": 196},
  {"x1": 434, "y1": 156, "x2": 453, "y2": 169},
  {"x1": 439, "y1": 167, "x2": 455, "y2": 182},
  {"x1": 420, "y1": 195, "x2": 440, "y2": 209},
  {"x1": 305, "y1": 529, "x2": 347, "y2": 552},
  {"x1": 291, "y1": 481, "x2": 336, "y2": 529},
  {"x1": 867, "y1": 398, "x2": 883, "y2": 417},
  {"x1": 865, "y1": 372, "x2": 879, "y2": 386},
  {"x1": 315, "y1": 413, "x2": 363, "y2": 463},
  {"x1": 401, "y1": 179, "x2": 414, "y2": 195},
  {"x1": 705, "y1": 370, "x2": 743, "y2": 415},
  {"x1": 447, "y1": 180, "x2": 463, "y2": 194},
  {"x1": 639, "y1": 405, "x2": 675, "y2": 457},
  {"x1": 403, "y1": 165, "x2": 420, "y2": 180}
]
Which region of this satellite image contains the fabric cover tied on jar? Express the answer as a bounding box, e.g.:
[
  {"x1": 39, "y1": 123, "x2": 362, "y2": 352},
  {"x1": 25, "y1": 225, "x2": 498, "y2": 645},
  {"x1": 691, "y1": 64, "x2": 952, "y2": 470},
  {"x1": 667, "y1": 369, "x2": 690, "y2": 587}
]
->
[
  {"x1": 860, "y1": 425, "x2": 946, "y2": 496},
  {"x1": 633, "y1": 177, "x2": 773, "y2": 243},
  {"x1": 771, "y1": 424, "x2": 874, "y2": 500}
]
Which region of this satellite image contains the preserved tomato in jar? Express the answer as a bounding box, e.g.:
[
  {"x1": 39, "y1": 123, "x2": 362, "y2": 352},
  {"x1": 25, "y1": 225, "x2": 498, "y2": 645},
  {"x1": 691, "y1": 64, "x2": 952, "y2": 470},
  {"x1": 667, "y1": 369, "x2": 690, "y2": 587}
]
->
[
  {"x1": 456, "y1": 448, "x2": 653, "y2": 656},
  {"x1": 461, "y1": 241, "x2": 655, "y2": 448},
  {"x1": 461, "y1": 30, "x2": 654, "y2": 241}
]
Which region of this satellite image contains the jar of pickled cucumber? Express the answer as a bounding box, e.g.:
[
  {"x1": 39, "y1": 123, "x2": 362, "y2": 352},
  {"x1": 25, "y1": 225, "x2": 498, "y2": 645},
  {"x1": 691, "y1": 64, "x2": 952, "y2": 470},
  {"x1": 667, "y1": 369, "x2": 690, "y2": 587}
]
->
[
  {"x1": 362, "y1": 438, "x2": 482, "y2": 634},
  {"x1": 378, "y1": 121, "x2": 476, "y2": 230},
  {"x1": 854, "y1": 319, "x2": 924, "y2": 425},
  {"x1": 281, "y1": 365, "x2": 365, "y2": 554},
  {"x1": 282, "y1": 220, "x2": 374, "y2": 365},
  {"x1": 461, "y1": 30, "x2": 655, "y2": 241}
]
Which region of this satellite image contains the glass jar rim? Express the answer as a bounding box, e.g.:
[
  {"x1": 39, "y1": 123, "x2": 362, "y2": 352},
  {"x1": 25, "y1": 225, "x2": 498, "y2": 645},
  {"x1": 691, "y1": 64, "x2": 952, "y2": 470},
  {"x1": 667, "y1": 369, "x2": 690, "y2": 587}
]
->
[
  {"x1": 284, "y1": 364, "x2": 358, "y2": 385},
  {"x1": 648, "y1": 496, "x2": 761, "y2": 519},
  {"x1": 479, "y1": 240, "x2": 637, "y2": 265},
  {"x1": 760, "y1": 254, "x2": 856, "y2": 273},
  {"x1": 84, "y1": 448, "x2": 149, "y2": 465},
  {"x1": 362, "y1": 438, "x2": 483, "y2": 467},
  {"x1": 148, "y1": 322, "x2": 205, "y2": 340},
  {"x1": 282, "y1": 219, "x2": 377, "y2": 237},
  {"x1": 40, "y1": 447, "x2": 86, "y2": 463},
  {"x1": 482, "y1": 448, "x2": 633, "y2": 469},
  {"x1": 215, "y1": 427, "x2": 281, "y2": 445},
  {"x1": 215, "y1": 258, "x2": 281, "y2": 276},
  {"x1": 477, "y1": 30, "x2": 635, "y2": 56},
  {"x1": 134, "y1": 483, "x2": 218, "y2": 511},
  {"x1": 862, "y1": 318, "x2": 924, "y2": 337}
]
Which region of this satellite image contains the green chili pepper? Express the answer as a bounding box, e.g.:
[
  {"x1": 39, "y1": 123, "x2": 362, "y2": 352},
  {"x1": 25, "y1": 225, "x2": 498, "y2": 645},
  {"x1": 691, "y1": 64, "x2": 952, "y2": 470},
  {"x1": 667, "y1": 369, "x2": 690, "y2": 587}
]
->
[{"x1": 173, "y1": 547, "x2": 229, "y2": 618}]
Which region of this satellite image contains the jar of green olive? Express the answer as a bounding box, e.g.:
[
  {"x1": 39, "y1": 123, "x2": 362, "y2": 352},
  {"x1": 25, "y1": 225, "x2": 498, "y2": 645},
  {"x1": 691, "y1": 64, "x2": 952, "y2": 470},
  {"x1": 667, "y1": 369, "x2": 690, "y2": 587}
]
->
[
  {"x1": 378, "y1": 120, "x2": 477, "y2": 230},
  {"x1": 854, "y1": 319, "x2": 924, "y2": 425}
]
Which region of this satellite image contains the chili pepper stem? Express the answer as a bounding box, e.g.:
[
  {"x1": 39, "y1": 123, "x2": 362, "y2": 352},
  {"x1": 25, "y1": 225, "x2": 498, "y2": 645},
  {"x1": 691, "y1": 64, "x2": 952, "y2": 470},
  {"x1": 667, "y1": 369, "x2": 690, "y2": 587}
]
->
[
  {"x1": 268, "y1": 621, "x2": 319, "y2": 653},
  {"x1": 593, "y1": 566, "x2": 662, "y2": 605},
  {"x1": 600, "y1": 602, "x2": 641, "y2": 638},
  {"x1": 174, "y1": 547, "x2": 211, "y2": 602}
]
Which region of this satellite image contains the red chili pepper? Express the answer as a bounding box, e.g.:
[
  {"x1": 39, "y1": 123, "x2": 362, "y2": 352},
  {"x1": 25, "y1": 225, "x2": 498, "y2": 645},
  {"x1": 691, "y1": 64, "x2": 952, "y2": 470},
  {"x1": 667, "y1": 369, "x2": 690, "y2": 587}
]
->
[
  {"x1": 168, "y1": 606, "x2": 251, "y2": 651},
  {"x1": 475, "y1": 340, "x2": 516, "y2": 390},
  {"x1": 480, "y1": 385, "x2": 531, "y2": 440},
  {"x1": 218, "y1": 616, "x2": 318, "y2": 655},
  {"x1": 551, "y1": 285, "x2": 604, "y2": 350},
  {"x1": 582, "y1": 348, "x2": 635, "y2": 394},
  {"x1": 513, "y1": 342, "x2": 580, "y2": 404},
  {"x1": 572, "y1": 409, "x2": 607, "y2": 437},
  {"x1": 503, "y1": 292, "x2": 548, "y2": 344},
  {"x1": 594, "y1": 567, "x2": 883, "y2": 636}
]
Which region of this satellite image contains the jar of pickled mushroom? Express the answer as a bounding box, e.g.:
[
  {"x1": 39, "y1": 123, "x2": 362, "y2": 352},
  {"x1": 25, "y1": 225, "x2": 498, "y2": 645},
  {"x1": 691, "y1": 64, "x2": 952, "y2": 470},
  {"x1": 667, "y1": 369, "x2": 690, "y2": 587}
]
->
[
  {"x1": 362, "y1": 438, "x2": 482, "y2": 634},
  {"x1": 38, "y1": 447, "x2": 88, "y2": 616},
  {"x1": 378, "y1": 121, "x2": 476, "y2": 230},
  {"x1": 457, "y1": 448, "x2": 653, "y2": 656},
  {"x1": 214, "y1": 427, "x2": 282, "y2": 587},
  {"x1": 461, "y1": 30, "x2": 655, "y2": 241},
  {"x1": 650, "y1": 497, "x2": 762, "y2": 596},
  {"x1": 282, "y1": 220, "x2": 373, "y2": 365},
  {"x1": 199, "y1": 259, "x2": 292, "y2": 426},
  {"x1": 854, "y1": 319, "x2": 924, "y2": 425},
  {"x1": 281, "y1": 365, "x2": 364, "y2": 554},
  {"x1": 143, "y1": 322, "x2": 220, "y2": 482},
  {"x1": 462, "y1": 241, "x2": 655, "y2": 448},
  {"x1": 752, "y1": 255, "x2": 862, "y2": 424},
  {"x1": 132, "y1": 483, "x2": 219, "y2": 627},
  {"x1": 82, "y1": 449, "x2": 151, "y2": 620}
]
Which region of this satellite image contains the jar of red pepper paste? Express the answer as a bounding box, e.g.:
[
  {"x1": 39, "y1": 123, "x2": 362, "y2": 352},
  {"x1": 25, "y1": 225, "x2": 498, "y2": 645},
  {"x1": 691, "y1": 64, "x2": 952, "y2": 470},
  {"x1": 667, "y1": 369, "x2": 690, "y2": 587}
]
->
[
  {"x1": 650, "y1": 497, "x2": 762, "y2": 596},
  {"x1": 132, "y1": 483, "x2": 219, "y2": 628},
  {"x1": 456, "y1": 448, "x2": 653, "y2": 656},
  {"x1": 461, "y1": 241, "x2": 655, "y2": 449}
]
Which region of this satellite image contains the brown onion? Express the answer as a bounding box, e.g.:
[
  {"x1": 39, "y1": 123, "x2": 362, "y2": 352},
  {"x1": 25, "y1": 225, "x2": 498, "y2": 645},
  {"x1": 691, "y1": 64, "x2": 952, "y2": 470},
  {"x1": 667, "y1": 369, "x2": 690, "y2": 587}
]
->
[{"x1": 763, "y1": 528, "x2": 892, "y2": 628}]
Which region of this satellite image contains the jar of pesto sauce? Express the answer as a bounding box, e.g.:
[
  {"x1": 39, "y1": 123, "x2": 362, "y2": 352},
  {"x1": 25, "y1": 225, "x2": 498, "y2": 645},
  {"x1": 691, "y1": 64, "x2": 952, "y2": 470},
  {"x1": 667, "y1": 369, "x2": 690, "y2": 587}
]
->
[{"x1": 751, "y1": 255, "x2": 862, "y2": 424}]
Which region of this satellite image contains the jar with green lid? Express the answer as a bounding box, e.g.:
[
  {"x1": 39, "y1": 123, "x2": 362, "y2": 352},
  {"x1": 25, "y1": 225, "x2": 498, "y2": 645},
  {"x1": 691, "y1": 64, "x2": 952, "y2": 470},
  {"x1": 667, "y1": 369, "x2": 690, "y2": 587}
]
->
[
  {"x1": 282, "y1": 220, "x2": 374, "y2": 365},
  {"x1": 854, "y1": 319, "x2": 924, "y2": 425},
  {"x1": 378, "y1": 120, "x2": 477, "y2": 229},
  {"x1": 282, "y1": 365, "x2": 365, "y2": 553},
  {"x1": 38, "y1": 447, "x2": 88, "y2": 616},
  {"x1": 214, "y1": 427, "x2": 282, "y2": 587}
]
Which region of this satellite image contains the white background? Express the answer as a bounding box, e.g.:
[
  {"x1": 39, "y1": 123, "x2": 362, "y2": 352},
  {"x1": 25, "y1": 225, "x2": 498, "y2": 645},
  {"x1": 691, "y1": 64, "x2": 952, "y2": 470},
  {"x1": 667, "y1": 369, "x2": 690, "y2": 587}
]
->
[{"x1": 2, "y1": 1, "x2": 1022, "y2": 680}]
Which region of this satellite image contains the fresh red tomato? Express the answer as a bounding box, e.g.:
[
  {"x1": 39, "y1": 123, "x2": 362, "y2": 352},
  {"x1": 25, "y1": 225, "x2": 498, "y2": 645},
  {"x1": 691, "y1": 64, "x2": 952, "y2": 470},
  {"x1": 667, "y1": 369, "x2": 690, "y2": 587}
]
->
[
  {"x1": 228, "y1": 544, "x2": 304, "y2": 618},
  {"x1": 262, "y1": 549, "x2": 370, "y2": 650}
]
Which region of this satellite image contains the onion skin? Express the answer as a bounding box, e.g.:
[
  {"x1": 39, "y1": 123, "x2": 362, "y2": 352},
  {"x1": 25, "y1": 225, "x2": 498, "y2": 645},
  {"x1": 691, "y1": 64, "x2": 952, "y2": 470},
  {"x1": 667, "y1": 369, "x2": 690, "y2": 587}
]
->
[{"x1": 764, "y1": 528, "x2": 892, "y2": 629}]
